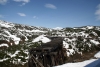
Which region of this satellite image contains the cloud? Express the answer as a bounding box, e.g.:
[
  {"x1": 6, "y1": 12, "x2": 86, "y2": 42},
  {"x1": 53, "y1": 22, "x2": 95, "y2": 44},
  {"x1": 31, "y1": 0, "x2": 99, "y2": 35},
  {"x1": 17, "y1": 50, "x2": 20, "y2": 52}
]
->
[
  {"x1": 13, "y1": 0, "x2": 30, "y2": 3},
  {"x1": 95, "y1": 4, "x2": 100, "y2": 21},
  {"x1": 0, "y1": 0, "x2": 8, "y2": 5},
  {"x1": 0, "y1": 15, "x2": 4, "y2": 18},
  {"x1": 33, "y1": 16, "x2": 38, "y2": 19},
  {"x1": 45, "y1": 4, "x2": 57, "y2": 9},
  {"x1": 13, "y1": 0, "x2": 30, "y2": 6},
  {"x1": 17, "y1": 13, "x2": 26, "y2": 16},
  {"x1": 20, "y1": 2, "x2": 26, "y2": 6},
  {"x1": 33, "y1": 16, "x2": 36, "y2": 18}
]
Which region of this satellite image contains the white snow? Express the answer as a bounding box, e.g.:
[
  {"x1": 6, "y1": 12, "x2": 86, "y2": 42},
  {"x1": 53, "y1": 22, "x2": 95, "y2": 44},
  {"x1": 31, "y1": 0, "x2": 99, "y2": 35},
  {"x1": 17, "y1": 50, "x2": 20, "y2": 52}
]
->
[
  {"x1": 67, "y1": 49, "x2": 75, "y2": 57},
  {"x1": 54, "y1": 46, "x2": 100, "y2": 67},
  {"x1": 94, "y1": 51, "x2": 100, "y2": 59},
  {"x1": 53, "y1": 27, "x2": 63, "y2": 30},
  {"x1": 54, "y1": 59, "x2": 100, "y2": 67},
  {"x1": 18, "y1": 59, "x2": 21, "y2": 63},
  {"x1": 87, "y1": 26, "x2": 93, "y2": 29},
  {"x1": 63, "y1": 41, "x2": 69, "y2": 49},
  {"x1": 0, "y1": 23, "x2": 12, "y2": 28},
  {"x1": 0, "y1": 20, "x2": 14, "y2": 28},
  {"x1": 63, "y1": 38, "x2": 77, "y2": 57},
  {"x1": 4, "y1": 30, "x2": 20, "y2": 44},
  {"x1": 25, "y1": 29, "x2": 46, "y2": 33},
  {"x1": 90, "y1": 40, "x2": 100, "y2": 45},
  {"x1": 0, "y1": 58, "x2": 9, "y2": 62},
  {"x1": 92, "y1": 31, "x2": 98, "y2": 36},
  {"x1": 8, "y1": 50, "x2": 20, "y2": 58},
  {"x1": 32, "y1": 35, "x2": 51, "y2": 43},
  {"x1": 0, "y1": 44, "x2": 9, "y2": 47},
  {"x1": 88, "y1": 43, "x2": 92, "y2": 47}
]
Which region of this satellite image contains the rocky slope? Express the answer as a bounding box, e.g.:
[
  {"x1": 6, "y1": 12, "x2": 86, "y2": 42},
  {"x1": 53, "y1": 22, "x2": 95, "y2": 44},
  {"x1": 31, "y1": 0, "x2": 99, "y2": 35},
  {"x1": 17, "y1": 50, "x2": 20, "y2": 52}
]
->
[{"x1": 0, "y1": 20, "x2": 100, "y2": 67}]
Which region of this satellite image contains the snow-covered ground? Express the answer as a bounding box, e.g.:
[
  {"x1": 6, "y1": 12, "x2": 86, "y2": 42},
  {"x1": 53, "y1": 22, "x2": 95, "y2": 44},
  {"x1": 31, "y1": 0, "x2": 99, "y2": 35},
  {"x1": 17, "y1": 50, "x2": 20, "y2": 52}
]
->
[{"x1": 54, "y1": 51, "x2": 100, "y2": 67}]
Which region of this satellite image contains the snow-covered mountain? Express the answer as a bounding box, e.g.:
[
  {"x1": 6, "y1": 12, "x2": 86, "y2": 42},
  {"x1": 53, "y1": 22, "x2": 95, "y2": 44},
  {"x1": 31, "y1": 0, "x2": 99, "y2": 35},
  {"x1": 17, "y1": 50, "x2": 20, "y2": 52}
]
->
[
  {"x1": 0, "y1": 20, "x2": 100, "y2": 67},
  {"x1": 53, "y1": 27, "x2": 63, "y2": 30}
]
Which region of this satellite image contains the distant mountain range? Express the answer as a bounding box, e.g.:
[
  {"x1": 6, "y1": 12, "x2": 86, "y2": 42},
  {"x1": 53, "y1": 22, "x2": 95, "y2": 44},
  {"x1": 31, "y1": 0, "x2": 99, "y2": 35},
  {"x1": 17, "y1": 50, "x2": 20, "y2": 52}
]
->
[{"x1": 0, "y1": 20, "x2": 100, "y2": 67}]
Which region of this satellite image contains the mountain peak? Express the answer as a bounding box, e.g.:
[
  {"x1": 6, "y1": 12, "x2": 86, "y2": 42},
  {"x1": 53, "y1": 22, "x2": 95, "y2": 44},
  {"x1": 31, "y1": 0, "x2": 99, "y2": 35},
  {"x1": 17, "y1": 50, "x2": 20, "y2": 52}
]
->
[{"x1": 53, "y1": 27, "x2": 63, "y2": 30}]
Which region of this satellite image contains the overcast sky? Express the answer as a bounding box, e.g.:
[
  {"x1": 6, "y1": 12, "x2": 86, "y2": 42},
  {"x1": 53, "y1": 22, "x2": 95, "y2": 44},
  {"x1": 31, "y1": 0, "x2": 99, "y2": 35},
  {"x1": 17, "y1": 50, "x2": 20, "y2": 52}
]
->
[{"x1": 0, "y1": 0, "x2": 100, "y2": 28}]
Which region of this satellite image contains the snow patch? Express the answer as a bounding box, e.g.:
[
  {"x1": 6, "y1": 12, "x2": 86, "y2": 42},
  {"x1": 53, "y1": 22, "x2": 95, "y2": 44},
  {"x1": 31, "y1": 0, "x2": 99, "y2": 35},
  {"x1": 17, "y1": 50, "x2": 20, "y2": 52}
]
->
[
  {"x1": 4, "y1": 30, "x2": 20, "y2": 44},
  {"x1": 25, "y1": 29, "x2": 46, "y2": 33},
  {"x1": 0, "y1": 44, "x2": 9, "y2": 47},
  {"x1": 0, "y1": 58, "x2": 9, "y2": 62},
  {"x1": 67, "y1": 49, "x2": 75, "y2": 57},
  {"x1": 32, "y1": 35, "x2": 51, "y2": 43},
  {"x1": 87, "y1": 26, "x2": 93, "y2": 29},
  {"x1": 8, "y1": 50, "x2": 20, "y2": 58},
  {"x1": 90, "y1": 40, "x2": 100, "y2": 45},
  {"x1": 63, "y1": 41, "x2": 69, "y2": 49}
]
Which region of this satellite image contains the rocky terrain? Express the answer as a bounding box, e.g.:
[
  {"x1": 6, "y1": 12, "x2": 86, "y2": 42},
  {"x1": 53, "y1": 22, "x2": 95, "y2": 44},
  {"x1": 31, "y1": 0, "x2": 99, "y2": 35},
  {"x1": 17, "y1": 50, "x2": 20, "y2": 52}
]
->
[{"x1": 0, "y1": 20, "x2": 100, "y2": 67}]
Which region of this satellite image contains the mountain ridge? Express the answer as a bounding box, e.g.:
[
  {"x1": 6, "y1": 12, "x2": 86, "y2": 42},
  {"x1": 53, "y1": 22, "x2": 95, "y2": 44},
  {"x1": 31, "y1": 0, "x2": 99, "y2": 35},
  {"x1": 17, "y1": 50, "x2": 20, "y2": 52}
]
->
[{"x1": 0, "y1": 20, "x2": 100, "y2": 67}]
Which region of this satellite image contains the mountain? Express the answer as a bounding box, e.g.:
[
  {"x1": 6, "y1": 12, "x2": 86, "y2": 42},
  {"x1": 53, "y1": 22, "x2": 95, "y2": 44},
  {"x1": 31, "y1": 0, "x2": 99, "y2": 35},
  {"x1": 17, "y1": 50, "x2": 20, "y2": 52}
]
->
[
  {"x1": 0, "y1": 20, "x2": 100, "y2": 67},
  {"x1": 53, "y1": 27, "x2": 63, "y2": 30},
  {"x1": 0, "y1": 20, "x2": 52, "y2": 46}
]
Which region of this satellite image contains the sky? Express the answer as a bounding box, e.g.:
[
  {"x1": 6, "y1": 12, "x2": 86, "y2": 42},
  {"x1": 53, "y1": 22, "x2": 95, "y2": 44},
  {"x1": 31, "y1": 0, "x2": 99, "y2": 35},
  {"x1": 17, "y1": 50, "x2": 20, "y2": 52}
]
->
[{"x1": 0, "y1": 0, "x2": 100, "y2": 28}]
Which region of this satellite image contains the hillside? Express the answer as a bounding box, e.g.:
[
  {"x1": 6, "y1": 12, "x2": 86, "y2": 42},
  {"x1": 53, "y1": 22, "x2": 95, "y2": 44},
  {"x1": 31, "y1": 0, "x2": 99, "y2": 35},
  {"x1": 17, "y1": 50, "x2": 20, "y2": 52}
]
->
[{"x1": 0, "y1": 20, "x2": 100, "y2": 67}]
